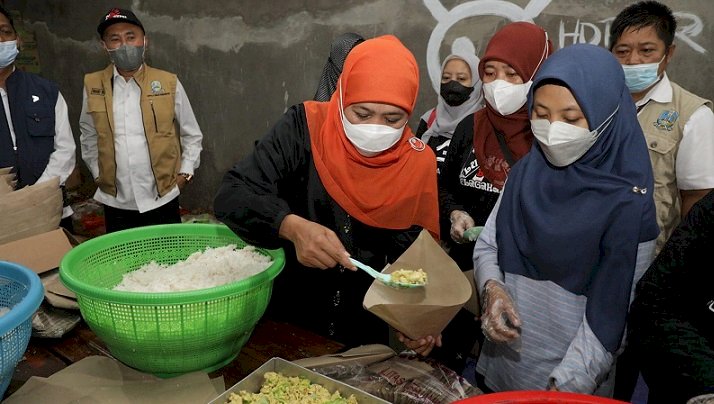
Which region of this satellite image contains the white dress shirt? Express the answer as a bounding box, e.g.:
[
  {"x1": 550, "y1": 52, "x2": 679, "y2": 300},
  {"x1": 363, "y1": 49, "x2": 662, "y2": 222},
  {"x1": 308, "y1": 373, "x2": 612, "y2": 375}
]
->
[
  {"x1": 79, "y1": 66, "x2": 203, "y2": 213},
  {"x1": 2, "y1": 86, "x2": 76, "y2": 218},
  {"x1": 636, "y1": 73, "x2": 714, "y2": 190}
]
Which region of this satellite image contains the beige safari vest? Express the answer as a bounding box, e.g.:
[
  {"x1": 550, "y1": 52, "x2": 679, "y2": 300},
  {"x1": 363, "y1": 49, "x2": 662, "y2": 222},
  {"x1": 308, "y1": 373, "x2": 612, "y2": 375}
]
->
[
  {"x1": 638, "y1": 82, "x2": 712, "y2": 253},
  {"x1": 84, "y1": 64, "x2": 180, "y2": 197}
]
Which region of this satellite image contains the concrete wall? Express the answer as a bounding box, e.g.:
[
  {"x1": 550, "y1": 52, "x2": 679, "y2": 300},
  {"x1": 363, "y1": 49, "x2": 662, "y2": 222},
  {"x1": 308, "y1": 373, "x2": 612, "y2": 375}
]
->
[{"x1": 5, "y1": 0, "x2": 713, "y2": 211}]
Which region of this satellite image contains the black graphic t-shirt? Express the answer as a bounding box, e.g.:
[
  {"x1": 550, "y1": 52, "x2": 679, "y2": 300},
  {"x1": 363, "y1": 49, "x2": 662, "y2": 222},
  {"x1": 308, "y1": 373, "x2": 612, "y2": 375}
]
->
[
  {"x1": 441, "y1": 113, "x2": 500, "y2": 223},
  {"x1": 424, "y1": 135, "x2": 451, "y2": 178},
  {"x1": 438, "y1": 113, "x2": 500, "y2": 269},
  {"x1": 458, "y1": 147, "x2": 501, "y2": 196}
]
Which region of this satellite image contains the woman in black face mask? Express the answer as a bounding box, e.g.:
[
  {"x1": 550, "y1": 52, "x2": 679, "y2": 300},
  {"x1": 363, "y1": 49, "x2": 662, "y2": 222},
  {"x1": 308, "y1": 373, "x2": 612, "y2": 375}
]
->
[
  {"x1": 416, "y1": 51, "x2": 483, "y2": 175},
  {"x1": 415, "y1": 50, "x2": 484, "y2": 259},
  {"x1": 412, "y1": 49, "x2": 484, "y2": 374},
  {"x1": 416, "y1": 50, "x2": 484, "y2": 263}
]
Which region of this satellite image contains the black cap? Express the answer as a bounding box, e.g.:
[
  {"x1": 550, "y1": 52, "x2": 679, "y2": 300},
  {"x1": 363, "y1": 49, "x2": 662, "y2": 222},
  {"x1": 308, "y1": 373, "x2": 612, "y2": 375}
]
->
[{"x1": 97, "y1": 8, "x2": 144, "y2": 37}]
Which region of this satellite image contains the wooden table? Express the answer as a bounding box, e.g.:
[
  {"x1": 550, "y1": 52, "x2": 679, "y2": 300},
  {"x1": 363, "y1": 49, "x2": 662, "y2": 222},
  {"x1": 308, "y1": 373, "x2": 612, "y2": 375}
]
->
[{"x1": 5, "y1": 317, "x2": 345, "y2": 400}]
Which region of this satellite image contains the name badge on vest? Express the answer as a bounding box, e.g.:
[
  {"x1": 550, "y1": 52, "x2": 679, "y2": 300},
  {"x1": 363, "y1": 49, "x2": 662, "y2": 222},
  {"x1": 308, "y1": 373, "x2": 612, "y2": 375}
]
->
[
  {"x1": 90, "y1": 88, "x2": 104, "y2": 96},
  {"x1": 653, "y1": 110, "x2": 679, "y2": 131},
  {"x1": 150, "y1": 80, "x2": 163, "y2": 94}
]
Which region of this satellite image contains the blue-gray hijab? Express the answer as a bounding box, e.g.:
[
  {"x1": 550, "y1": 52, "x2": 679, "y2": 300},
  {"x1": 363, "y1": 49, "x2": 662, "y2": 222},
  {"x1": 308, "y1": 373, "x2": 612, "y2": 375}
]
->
[{"x1": 496, "y1": 44, "x2": 659, "y2": 352}]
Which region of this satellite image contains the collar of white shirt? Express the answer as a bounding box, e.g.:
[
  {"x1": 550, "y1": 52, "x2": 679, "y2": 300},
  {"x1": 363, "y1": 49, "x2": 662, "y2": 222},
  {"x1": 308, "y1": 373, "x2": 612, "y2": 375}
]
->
[
  {"x1": 635, "y1": 72, "x2": 672, "y2": 108},
  {"x1": 111, "y1": 64, "x2": 145, "y2": 82}
]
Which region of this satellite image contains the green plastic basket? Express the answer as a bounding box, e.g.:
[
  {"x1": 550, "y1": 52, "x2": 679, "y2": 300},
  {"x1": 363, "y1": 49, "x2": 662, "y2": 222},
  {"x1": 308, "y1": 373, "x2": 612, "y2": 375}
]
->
[{"x1": 59, "y1": 223, "x2": 284, "y2": 377}]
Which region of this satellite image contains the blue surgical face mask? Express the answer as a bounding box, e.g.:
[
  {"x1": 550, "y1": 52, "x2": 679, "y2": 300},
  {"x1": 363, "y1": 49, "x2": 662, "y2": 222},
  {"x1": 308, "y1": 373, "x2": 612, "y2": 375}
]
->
[
  {"x1": 622, "y1": 54, "x2": 666, "y2": 93},
  {"x1": 0, "y1": 40, "x2": 19, "y2": 68}
]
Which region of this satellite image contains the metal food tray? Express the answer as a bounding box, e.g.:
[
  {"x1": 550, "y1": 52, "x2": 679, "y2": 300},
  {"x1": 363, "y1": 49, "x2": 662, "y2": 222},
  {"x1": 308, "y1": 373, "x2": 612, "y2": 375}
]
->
[{"x1": 208, "y1": 357, "x2": 389, "y2": 403}]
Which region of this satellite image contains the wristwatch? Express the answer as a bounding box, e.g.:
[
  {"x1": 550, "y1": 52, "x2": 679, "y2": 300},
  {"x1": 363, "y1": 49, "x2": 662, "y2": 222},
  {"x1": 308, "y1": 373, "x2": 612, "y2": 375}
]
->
[{"x1": 178, "y1": 172, "x2": 193, "y2": 183}]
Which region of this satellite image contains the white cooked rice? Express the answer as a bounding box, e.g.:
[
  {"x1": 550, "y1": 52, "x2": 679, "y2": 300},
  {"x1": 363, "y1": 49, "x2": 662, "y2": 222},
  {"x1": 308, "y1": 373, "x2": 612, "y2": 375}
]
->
[{"x1": 112, "y1": 244, "x2": 273, "y2": 292}]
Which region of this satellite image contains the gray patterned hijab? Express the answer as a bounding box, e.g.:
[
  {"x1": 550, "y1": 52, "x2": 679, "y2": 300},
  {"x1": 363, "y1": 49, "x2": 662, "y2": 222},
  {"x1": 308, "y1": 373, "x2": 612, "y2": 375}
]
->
[{"x1": 421, "y1": 51, "x2": 484, "y2": 145}]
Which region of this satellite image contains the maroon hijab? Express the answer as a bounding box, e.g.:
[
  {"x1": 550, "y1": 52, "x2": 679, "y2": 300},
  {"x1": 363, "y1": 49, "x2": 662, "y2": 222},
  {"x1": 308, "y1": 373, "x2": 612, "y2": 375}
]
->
[{"x1": 473, "y1": 22, "x2": 552, "y2": 189}]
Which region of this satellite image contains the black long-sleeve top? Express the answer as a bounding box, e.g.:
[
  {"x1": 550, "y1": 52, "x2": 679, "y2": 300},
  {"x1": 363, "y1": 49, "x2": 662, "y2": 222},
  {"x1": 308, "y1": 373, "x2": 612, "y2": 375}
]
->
[
  {"x1": 422, "y1": 113, "x2": 500, "y2": 269},
  {"x1": 214, "y1": 104, "x2": 420, "y2": 348},
  {"x1": 439, "y1": 113, "x2": 500, "y2": 225},
  {"x1": 628, "y1": 190, "x2": 714, "y2": 404}
]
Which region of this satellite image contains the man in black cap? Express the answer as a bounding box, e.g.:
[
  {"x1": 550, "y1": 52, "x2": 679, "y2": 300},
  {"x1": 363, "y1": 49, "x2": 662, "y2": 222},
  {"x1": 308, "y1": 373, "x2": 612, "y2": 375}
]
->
[
  {"x1": 79, "y1": 8, "x2": 204, "y2": 233},
  {"x1": 0, "y1": 5, "x2": 76, "y2": 229}
]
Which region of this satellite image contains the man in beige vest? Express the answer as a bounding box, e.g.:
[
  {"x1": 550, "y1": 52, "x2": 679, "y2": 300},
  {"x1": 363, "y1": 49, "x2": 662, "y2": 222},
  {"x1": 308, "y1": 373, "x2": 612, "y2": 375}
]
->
[
  {"x1": 609, "y1": 1, "x2": 714, "y2": 256},
  {"x1": 79, "y1": 8, "x2": 203, "y2": 233},
  {"x1": 609, "y1": 2, "x2": 714, "y2": 401}
]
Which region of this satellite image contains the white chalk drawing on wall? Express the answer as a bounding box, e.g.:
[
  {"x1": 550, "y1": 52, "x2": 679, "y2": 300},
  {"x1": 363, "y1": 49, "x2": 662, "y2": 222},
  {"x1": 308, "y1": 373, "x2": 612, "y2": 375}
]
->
[
  {"x1": 558, "y1": 13, "x2": 705, "y2": 52},
  {"x1": 674, "y1": 13, "x2": 706, "y2": 53},
  {"x1": 423, "y1": 0, "x2": 707, "y2": 93},
  {"x1": 423, "y1": 0, "x2": 551, "y2": 92}
]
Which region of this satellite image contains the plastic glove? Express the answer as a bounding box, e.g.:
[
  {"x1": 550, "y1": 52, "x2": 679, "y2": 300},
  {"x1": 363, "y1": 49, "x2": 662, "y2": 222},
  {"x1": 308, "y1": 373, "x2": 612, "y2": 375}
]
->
[
  {"x1": 480, "y1": 280, "x2": 522, "y2": 343},
  {"x1": 449, "y1": 210, "x2": 475, "y2": 244}
]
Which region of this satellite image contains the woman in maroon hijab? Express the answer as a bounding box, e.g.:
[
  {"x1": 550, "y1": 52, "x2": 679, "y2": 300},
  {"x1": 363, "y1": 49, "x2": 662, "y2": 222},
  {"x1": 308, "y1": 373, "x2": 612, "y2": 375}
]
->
[
  {"x1": 438, "y1": 21, "x2": 552, "y2": 270},
  {"x1": 401, "y1": 21, "x2": 553, "y2": 369}
]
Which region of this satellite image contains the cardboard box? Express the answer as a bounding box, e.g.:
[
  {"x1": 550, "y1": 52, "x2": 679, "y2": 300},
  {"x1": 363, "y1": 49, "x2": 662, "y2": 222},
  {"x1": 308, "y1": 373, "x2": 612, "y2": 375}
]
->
[
  {"x1": 0, "y1": 228, "x2": 75, "y2": 275},
  {"x1": 209, "y1": 357, "x2": 389, "y2": 404}
]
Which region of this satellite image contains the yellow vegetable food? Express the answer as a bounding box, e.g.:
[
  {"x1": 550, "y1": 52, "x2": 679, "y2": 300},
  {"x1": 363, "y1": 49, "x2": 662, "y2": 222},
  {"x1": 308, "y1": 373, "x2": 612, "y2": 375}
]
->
[
  {"x1": 390, "y1": 268, "x2": 427, "y2": 285},
  {"x1": 226, "y1": 371, "x2": 358, "y2": 404}
]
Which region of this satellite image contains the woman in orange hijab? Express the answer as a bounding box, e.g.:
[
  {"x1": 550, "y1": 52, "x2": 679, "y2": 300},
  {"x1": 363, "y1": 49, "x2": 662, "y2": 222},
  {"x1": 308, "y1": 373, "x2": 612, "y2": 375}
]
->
[{"x1": 214, "y1": 35, "x2": 439, "y2": 348}]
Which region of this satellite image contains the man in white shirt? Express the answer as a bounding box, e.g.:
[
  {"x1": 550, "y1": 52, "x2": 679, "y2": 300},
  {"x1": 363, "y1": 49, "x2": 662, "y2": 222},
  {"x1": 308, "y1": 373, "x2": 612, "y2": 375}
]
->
[
  {"x1": 0, "y1": 6, "x2": 76, "y2": 228},
  {"x1": 610, "y1": 0, "x2": 714, "y2": 254},
  {"x1": 79, "y1": 8, "x2": 203, "y2": 233},
  {"x1": 609, "y1": 1, "x2": 714, "y2": 401}
]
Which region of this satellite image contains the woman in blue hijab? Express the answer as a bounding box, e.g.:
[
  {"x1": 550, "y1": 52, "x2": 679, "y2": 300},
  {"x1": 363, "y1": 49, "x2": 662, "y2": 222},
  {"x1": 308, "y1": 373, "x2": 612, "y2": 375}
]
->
[{"x1": 472, "y1": 44, "x2": 658, "y2": 395}]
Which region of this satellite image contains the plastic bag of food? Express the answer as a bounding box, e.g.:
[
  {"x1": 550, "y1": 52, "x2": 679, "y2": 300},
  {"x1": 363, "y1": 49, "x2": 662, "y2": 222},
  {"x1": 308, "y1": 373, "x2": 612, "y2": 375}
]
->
[{"x1": 311, "y1": 351, "x2": 483, "y2": 404}]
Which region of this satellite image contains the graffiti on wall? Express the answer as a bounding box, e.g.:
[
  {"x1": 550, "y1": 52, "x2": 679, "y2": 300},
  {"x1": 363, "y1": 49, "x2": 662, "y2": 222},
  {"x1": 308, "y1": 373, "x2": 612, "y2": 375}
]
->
[
  {"x1": 423, "y1": 0, "x2": 706, "y2": 92},
  {"x1": 558, "y1": 13, "x2": 704, "y2": 51}
]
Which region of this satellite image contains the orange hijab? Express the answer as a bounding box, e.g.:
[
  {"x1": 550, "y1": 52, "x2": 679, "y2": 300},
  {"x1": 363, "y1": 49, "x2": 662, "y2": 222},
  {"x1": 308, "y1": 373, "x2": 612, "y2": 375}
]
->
[{"x1": 304, "y1": 35, "x2": 440, "y2": 239}]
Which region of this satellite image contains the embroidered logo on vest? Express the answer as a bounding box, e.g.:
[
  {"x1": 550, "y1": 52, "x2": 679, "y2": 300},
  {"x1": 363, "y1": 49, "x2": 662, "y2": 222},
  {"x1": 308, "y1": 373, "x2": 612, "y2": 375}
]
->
[
  {"x1": 653, "y1": 110, "x2": 679, "y2": 131},
  {"x1": 409, "y1": 136, "x2": 426, "y2": 151},
  {"x1": 90, "y1": 88, "x2": 104, "y2": 96},
  {"x1": 150, "y1": 80, "x2": 162, "y2": 94}
]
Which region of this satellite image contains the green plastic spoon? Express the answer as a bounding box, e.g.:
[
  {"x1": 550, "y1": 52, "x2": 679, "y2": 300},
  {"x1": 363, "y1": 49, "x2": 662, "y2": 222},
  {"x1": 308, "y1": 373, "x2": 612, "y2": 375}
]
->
[
  {"x1": 463, "y1": 226, "x2": 484, "y2": 242},
  {"x1": 348, "y1": 258, "x2": 425, "y2": 289}
]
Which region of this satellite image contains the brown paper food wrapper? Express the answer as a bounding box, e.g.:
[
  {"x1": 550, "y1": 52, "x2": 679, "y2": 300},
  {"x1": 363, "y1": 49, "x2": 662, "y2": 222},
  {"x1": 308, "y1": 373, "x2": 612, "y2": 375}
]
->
[
  {"x1": 4, "y1": 356, "x2": 223, "y2": 404},
  {"x1": 293, "y1": 344, "x2": 396, "y2": 369},
  {"x1": 0, "y1": 171, "x2": 16, "y2": 194},
  {"x1": 0, "y1": 176, "x2": 62, "y2": 245},
  {"x1": 363, "y1": 230, "x2": 472, "y2": 340}
]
